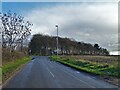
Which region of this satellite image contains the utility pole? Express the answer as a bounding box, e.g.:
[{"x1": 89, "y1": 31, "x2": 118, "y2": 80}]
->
[{"x1": 55, "y1": 25, "x2": 58, "y2": 56}]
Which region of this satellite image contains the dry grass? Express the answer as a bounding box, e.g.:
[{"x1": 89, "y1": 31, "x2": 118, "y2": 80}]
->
[
  {"x1": 2, "y1": 48, "x2": 28, "y2": 65},
  {"x1": 61, "y1": 55, "x2": 119, "y2": 65}
]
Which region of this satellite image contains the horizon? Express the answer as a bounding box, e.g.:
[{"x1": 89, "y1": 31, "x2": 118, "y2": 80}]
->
[{"x1": 2, "y1": 2, "x2": 118, "y2": 54}]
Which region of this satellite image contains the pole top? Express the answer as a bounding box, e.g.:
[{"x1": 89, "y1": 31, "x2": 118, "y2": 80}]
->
[{"x1": 55, "y1": 25, "x2": 58, "y2": 27}]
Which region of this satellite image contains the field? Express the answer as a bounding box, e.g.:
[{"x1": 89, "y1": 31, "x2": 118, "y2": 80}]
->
[{"x1": 49, "y1": 55, "x2": 119, "y2": 85}]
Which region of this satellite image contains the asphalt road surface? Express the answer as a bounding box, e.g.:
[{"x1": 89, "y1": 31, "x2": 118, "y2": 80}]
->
[{"x1": 3, "y1": 56, "x2": 118, "y2": 88}]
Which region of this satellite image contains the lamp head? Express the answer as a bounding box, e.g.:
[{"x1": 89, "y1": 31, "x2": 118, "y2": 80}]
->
[{"x1": 55, "y1": 25, "x2": 58, "y2": 27}]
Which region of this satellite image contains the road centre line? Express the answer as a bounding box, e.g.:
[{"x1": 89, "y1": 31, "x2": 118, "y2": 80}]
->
[{"x1": 46, "y1": 67, "x2": 54, "y2": 77}]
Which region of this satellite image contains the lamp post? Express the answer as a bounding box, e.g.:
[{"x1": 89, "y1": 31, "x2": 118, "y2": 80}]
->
[{"x1": 55, "y1": 25, "x2": 58, "y2": 56}]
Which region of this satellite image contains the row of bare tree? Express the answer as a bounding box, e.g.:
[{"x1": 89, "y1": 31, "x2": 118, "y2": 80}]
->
[
  {"x1": 0, "y1": 11, "x2": 32, "y2": 52},
  {"x1": 29, "y1": 34, "x2": 109, "y2": 55}
]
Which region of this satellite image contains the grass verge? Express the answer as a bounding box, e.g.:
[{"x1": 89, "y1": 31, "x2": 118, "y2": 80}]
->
[
  {"x1": 49, "y1": 56, "x2": 120, "y2": 78},
  {"x1": 2, "y1": 56, "x2": 31, "y2": 83},
  {"x1": 0, "y1": 68, "x2": 2, "y2": 84}
]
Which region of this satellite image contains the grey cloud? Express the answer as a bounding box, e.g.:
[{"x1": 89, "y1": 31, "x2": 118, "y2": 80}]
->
[{"x1": 25, "y1": 2, "x2": 118, "y2": 51}]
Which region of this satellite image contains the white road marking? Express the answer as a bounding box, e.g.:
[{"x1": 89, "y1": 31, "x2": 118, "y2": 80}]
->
[
  {"x1": 76, "y1": 71, "x2": 80, "y2": 73},
  {"x1": 46, "y1": 67, "x2": 54, "y2": 77},
  {"x1": 50, "y1": 72, "x2": 54, "y2": 77}
]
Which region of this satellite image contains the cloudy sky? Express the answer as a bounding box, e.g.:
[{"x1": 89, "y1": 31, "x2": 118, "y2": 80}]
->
[{"x1": 2, "y1": 2, "x2": 118, "y2": 51}]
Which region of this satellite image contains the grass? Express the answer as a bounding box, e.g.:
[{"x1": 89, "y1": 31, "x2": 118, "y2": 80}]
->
[
  {"x1": 2, "y1": 56, "x2": 31, "y2": 83},
  {"x1": 0, "y1": 68, "x2": 2, "y2": 84},
  {"x1": 49, "y1": 55, "x2": 120, "y2": 78}
]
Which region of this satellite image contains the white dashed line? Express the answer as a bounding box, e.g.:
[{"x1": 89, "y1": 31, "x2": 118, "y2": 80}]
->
[
  {"x1": 49, "y1": 71, "x2": 54, "y2": 77},
  {"x1": 76, "y1": 71, "x2": 80, "y2": 73},
  {"x1": 46, "y1": 67, "x2": 54, "y2": 77}
]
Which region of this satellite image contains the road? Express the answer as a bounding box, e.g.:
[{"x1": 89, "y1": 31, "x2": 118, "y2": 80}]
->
[{"x1": 3, "y1": 56, "x2": 118, "y2": 88}]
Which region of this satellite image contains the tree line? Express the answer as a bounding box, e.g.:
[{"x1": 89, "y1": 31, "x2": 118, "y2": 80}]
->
[{"x1": 29, "y1": 34, "x2": 109, "y2": 55}]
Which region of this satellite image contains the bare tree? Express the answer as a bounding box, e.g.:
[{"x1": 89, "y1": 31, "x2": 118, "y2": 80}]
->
[{"x1": 0, "y1": 11, "x2": 32, "y2": 52}]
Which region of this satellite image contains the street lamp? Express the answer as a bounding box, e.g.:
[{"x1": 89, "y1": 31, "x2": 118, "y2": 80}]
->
[{"x1": 55, "y1": 25, "x2": 58, "y2": 56}]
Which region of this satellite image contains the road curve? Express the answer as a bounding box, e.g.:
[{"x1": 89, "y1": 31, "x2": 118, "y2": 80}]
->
[{"x1": 3, "y1": 56, "x2": 118, "y2": 88}]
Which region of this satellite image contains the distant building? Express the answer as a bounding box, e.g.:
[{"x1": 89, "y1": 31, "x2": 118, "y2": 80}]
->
[{"x1": 110, "y1": 51, "x2": 120, "y2": 55}]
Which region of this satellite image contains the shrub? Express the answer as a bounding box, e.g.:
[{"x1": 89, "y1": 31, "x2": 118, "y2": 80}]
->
[{"x1": 2, "y1": 48, "x2": 28, "y2": 64}]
